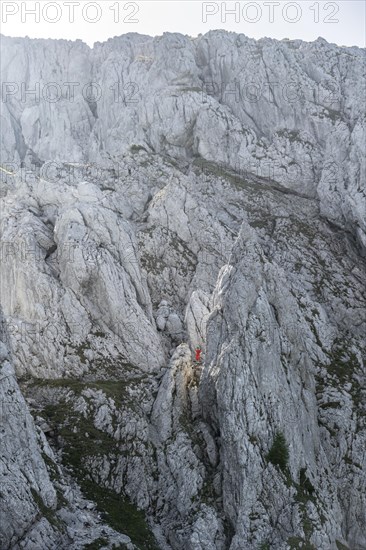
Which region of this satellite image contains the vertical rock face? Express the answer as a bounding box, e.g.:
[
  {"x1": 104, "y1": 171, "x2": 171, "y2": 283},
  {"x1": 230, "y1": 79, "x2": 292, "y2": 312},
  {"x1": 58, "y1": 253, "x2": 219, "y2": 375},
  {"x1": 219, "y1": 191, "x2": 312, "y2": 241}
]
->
[
  {"x1": 201, "y1": 223, "x2": 366, "y2": 548},
  {"x1": 0, "y1": 31, "x2": 365, "y2": 549},
  {"x1": 1, "y1": 32, "x2": 365, "y2": 249},
  {"x1": 0, "y1": 339, "x2": 59, "y2": 549},
  {"x1": 0, "y1": 331, "x2": 138, "y2": 549}
]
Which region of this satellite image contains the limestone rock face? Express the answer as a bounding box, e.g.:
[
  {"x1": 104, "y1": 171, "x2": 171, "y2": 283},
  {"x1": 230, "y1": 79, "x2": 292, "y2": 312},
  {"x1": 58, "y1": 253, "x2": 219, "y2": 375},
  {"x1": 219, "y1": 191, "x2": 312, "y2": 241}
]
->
[
  {"x1": 0, "y1": 30, "x2": 365, "y2": 550},
  {"x1": 201, "y1": 223, "x2": 366, "y2": 548},
  {"x1": 0, "y1": 336, "x2": 134, "y2": 549},
  {"x1": 0, "y1": 349, "x2": 58, "y2": 549},
  {"x1": 1, "y1": 32, "x2": 365, "y2": 249}
]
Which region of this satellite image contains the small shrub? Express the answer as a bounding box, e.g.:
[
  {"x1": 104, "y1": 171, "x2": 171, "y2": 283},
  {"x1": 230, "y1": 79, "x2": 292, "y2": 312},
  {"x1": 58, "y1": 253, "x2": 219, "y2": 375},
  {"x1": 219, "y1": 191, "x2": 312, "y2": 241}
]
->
[
  {"x1": 267, "y1": 431, "x2": 289, "y2": 472},
  {"x1": 299, "y1": 468, "x2": 315, "y2": 496}
]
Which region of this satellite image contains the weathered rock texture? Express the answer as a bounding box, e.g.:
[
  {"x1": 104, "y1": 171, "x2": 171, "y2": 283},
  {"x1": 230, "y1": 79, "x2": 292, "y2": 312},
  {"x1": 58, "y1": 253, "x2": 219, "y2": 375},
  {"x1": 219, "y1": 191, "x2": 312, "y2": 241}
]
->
[{"x1": 0, "y1": 31, "x2": 365, "y2": 550}]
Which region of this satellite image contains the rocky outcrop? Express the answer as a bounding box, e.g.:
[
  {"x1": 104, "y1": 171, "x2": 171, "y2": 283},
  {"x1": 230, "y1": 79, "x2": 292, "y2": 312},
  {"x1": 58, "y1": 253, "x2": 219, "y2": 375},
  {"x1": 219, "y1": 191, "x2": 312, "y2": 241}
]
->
[
  {"x1": 201, "y1": 222, "x2": 366, "y2": 549},
  {"x1": 0, "y1": 334, "x2": 135, "y2": 549},
  {"x1": 1, "y1": 32, "x2": 365, "y2": 249},
  {"x1": 0, "y1": 30, "x2": 365, "y2": 550}
]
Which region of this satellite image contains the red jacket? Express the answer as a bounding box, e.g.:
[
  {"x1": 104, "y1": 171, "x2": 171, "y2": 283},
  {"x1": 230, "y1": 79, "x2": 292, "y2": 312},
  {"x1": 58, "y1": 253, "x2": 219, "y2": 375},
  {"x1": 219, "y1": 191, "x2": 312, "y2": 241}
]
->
[{"x1": 195, "y1": 348, "x2": 202, "y2": 362}]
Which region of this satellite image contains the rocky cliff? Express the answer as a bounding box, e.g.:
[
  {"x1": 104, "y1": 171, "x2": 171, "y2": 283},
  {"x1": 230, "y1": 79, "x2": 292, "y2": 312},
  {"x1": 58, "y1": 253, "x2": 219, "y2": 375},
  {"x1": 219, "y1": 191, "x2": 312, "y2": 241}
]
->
[{"x1": 0, "y1": 31, "x2": 365, "y2": 550}]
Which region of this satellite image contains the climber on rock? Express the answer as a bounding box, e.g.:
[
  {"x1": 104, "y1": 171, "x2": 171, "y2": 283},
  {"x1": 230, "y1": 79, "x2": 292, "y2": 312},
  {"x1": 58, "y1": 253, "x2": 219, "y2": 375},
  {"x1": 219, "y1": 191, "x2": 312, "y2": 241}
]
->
[{"x1": 195, "y1": 346, "x2": 202, "y2": 363}]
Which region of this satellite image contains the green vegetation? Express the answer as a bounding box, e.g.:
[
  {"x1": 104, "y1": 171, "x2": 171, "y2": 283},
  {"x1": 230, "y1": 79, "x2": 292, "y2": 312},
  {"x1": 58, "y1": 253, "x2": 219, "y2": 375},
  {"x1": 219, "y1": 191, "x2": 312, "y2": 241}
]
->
[
  {"x1": 83, "y1": 538, "x2": 108, "y2": 549},
  {"x1": 276, "y1": 129, "x2": 313, "y2": 146},
  {"x1": 140, "y1": 251, "x2": 166, "y2": 275},
  {"x1": 285, "y1": 468, "x2": 319, "y2": 549},
  {"x1": 30, "y1": 488, "x2": 64, "y2": 531},
  {"x1": 31, "y1": 377, "x2": 145, "y2": 410},
  {"x1": 139, "y1": 226, "x2": 196, "y2": 279},
  {"x1": 259, "y1": 542, "x2": 270, "y2": 550},
  {"x1": 266, "y1": 432, "x2": 289, "y2": 472},
  {"x1": 298, "y1": 468, "x2": 315, "y2": 499},
  {"x1": 249, "y1": 219, "x2": 268, "y2": 230},
  {"x1": 324, "y1": 341, "x2": 360, "y2": 387},
  {"x1": 40, "y1": 392, "x2": 158, "y2": 550},
  {"x1": 316, "y1": 339, "x2": 363, "y2": 430},
  {"x1": 170, "y1": 233, "x2": 196, "y2": 269},
  {"x1": 77, "y1": 479, "x2": 157, "y2": 550},
  {"x1": 199, "y1": 479, "x2": 216, "y2": 505},
  {"x1": 130, "y1": 144, "x2": 148, "y2": 154},
  {"x1": 180, "y1": 86, "x2": 203, "y2": 93},
  {"x1": 335, "y1": 541, "x2": 350, "y2": 550},
  {"x1": 72, "y1": 342, "x2": 89, "y2": 364},
  {"x1": 192, "y1": 157, "x2": 252, "y2": 190},
  {"x1": 287, "y1": 537, "x2": 316, "y2": 550},
  {"x1": 322, "y1": 107, "x2": 342, "y2": 123}
]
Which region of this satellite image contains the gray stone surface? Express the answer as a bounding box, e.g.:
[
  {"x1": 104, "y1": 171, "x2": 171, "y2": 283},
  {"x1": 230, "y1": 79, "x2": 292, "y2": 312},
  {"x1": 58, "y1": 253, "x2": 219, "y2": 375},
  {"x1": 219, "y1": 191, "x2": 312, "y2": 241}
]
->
[{"x1": 0, "y1": 30, "x2": 365, "y2": 550}]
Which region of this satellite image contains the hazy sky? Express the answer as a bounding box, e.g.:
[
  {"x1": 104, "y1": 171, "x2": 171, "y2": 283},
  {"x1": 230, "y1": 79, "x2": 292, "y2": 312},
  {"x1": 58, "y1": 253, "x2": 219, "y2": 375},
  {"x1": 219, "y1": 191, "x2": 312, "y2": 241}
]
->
[{"x1": 1, "y1": 1, "x2": 365, "y2": 47}]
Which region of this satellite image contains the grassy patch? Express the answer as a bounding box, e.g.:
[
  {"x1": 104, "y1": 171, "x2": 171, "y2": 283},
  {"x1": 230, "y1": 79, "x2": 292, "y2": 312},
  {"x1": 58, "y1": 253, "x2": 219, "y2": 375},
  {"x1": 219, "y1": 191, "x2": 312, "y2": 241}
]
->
[
  {"x1": 199, "y1": 479, "x2": 216, "y2": 505},
  {"x1": 30, "y1": 488, "x2": 64, "y2": 531},
  {"x1": 297, "y1": 469, "x2": 315, "y2": 502},
  {"x1": 336, "y1": 541, "x2": 350, "y2": 550},
  {"x1": 316, "y1": 339, "x2": 364, "y2": 423},
  {"x1": 32, "y1": 377, "x2": 145, "y2": 410},
  {"x1": 180, "y1": 86, "x2": 203, "y2": 93},
  {"x1": 78, "y1": 479, "x2": 157, "y2": 550},
  {"x1": 130, "y1": 145, "x2": 148, "y2": 154},
  {"x1": 318, "y1": 401, "x2": 341, "y2": 410},
  {"x1": 285, "y1": 468, "x2": 318, "y2": 549},
  {"x1": 41, "y1": 397, "x2": 158, "y2": 550},
  {"x1": 323, "y1": 108, "x2": 342, "y2": 123},
  {"x1": 324, "y1": 342, "x2": 360, "y2": 387},
  {"x1": 83, "y1": 538, "x2": 109, "y2": 549},
  {"x1": 140, "y1": 251, "x2": 167, "y2": 275},
  {"x1": 192, "y1": 158, "x2": 251, "y2": 190},
  {"x1": 266, "y1": 432, "x2": 289, "y2": 472},
  {"x1": 287, "y1": 537, "x2": 316, "y2": 550},
  {"x1": 276, "y1": 129, "x2": 314, "y2": 146}
]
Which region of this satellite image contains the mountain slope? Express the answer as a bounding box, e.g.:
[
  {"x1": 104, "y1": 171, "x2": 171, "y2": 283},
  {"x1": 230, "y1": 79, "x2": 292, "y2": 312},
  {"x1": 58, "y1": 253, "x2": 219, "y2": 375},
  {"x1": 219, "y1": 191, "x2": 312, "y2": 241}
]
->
[{"x1": 0, "y1": 31, "x2": 365, "y2": 550}]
